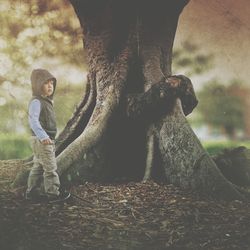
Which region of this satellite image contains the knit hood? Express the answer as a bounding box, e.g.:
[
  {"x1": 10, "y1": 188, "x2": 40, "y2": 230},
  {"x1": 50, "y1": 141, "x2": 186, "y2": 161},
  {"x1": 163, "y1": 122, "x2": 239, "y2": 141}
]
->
[{"x1": 31, "y1": 69, "x2": 56, "y2": 99}]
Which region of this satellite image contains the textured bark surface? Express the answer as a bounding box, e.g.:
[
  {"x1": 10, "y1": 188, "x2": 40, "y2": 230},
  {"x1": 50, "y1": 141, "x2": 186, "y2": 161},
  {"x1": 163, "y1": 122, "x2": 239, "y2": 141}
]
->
[
  {"x1": 158, "y1": 99, "x2": 243, "y2": 200},
  {"x1": 11, "y1": 0, "x2": 248, "y2": 200}
]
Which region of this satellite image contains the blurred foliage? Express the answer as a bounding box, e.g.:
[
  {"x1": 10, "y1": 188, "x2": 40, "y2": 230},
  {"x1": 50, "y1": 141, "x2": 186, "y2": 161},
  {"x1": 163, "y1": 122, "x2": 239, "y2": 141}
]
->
[
  {"x1": 0, "y1": 133, "x2": 32, "y2": 160},
  {"x1": 0, "y1": 0, "x2": 85, "y2": 84},
  {"x1": 197, "y1": 80, "x2": 244, "y2": 138},
  {"x1": 202, "y1": 140, "x2": 250, "y2": 156},
  {"x1": 0, "y1": 0, "x2": 86, "y2": 135},
  {"x1": 173, "y1": 41, "x2": 214, "y2": 76}
]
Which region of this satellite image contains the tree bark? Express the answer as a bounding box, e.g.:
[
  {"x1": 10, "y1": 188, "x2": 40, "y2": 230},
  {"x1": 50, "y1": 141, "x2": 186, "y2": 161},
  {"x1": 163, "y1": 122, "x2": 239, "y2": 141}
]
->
[{"x1": 12, "y1": 0, "x2": 247, "y2": 200}]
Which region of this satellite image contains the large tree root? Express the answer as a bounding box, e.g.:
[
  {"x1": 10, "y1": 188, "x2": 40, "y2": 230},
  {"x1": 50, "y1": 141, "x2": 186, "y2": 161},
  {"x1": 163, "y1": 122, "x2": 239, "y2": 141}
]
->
[{"x1": 157, "y1": 99, "x2": 245, "y2": 201}]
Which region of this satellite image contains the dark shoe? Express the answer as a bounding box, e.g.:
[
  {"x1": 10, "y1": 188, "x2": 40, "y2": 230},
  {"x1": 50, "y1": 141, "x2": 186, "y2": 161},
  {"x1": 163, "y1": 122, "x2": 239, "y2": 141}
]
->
[{"x1": 48, "y1": 191, "x2": 71, "y2": 204}]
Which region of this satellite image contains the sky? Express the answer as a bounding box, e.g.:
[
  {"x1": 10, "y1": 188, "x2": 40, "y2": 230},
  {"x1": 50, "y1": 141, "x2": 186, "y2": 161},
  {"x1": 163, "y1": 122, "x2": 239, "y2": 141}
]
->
[{"x1": 175, "y1": 0, "x2": 250, "y2": 89}]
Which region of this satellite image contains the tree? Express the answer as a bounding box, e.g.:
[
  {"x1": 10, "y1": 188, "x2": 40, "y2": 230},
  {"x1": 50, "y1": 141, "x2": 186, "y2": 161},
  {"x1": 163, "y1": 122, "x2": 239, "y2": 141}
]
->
[
  {"x1": 0, "y1": 0, "x2": 84, "y2": 84},
  {"x1": 173, "y1": 40, "x2": 213, "y2": 76},
  {"x1": 0, "y1": 0, "x2": 86, "y2": 133},
  {"x1": 198, "y1": 81, "x2": 244, "y2": 139},
  {"x1": 12, "y1": 0, "x2": 248, "y2": 201}
]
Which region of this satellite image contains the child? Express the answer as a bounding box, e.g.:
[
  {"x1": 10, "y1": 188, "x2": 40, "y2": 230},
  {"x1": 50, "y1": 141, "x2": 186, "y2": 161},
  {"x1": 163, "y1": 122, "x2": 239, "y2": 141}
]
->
[{"x1": 26, "y1": 68, "x2": 70, "y2": 203}]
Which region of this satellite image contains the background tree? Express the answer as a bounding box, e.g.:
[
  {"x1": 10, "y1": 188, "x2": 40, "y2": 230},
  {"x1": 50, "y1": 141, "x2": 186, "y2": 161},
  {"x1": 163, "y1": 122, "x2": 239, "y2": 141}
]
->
[
  {"x1": 0, "y1": 0, "x2": 84, "y2": 82},
  {"x1": 173, "y1": 40, "x2": 213, "y2": 76},
  {"x1": 0, "y1": 0, "x2": 85, "y2": 133},
  {"x1": 197, "y1": 80, "x2": 244, "y2": 139}
]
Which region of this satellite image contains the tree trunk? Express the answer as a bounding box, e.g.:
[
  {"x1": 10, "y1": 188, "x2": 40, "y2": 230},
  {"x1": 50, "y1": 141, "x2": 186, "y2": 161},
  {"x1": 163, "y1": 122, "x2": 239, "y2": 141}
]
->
[{"x1": 12, "y1": 0, "x2": 246, "y2": 200}]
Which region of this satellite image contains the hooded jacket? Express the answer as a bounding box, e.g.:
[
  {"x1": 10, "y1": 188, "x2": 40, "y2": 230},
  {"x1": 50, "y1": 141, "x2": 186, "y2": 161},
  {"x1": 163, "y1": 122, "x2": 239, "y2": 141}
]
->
[{"x1": 29, "y1": 69, "x2": 57, "y2": 140}]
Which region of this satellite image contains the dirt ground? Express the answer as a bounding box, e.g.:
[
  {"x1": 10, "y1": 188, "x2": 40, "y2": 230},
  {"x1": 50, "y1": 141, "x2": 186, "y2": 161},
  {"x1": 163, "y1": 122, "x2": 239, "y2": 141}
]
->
[{"x1": 0, "y1": 160, "x2": 250, "y2": 250}]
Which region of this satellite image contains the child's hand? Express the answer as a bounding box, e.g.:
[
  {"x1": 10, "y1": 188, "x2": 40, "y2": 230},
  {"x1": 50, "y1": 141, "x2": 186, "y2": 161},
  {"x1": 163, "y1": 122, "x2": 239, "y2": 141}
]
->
[{"x1": 41, "y1": 138, "x2": 53, "y2": 145}]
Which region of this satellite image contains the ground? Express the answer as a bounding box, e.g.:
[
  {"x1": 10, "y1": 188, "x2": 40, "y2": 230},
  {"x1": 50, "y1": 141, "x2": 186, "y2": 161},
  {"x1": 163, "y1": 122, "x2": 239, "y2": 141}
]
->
[{"x1": 0, "y1": 160, "x2": 250, "y2": 250}]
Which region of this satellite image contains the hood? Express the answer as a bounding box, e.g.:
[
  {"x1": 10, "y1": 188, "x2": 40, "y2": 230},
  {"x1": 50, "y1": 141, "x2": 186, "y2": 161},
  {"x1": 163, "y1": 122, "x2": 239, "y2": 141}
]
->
[{"x1": 31, "y1": 68, "x2": 57, "y2": 99}]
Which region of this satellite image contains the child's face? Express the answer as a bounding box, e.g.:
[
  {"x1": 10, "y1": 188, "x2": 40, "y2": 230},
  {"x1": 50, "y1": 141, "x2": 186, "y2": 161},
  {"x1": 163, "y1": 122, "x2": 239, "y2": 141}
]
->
[{"x1": 41, "y1": 79, "x2": 54, "y2": 97}]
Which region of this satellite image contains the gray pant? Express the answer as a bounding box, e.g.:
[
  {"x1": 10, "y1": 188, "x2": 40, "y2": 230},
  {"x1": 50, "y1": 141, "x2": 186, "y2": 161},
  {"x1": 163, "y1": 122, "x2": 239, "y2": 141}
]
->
[{"x1": 26, "y1": 136, "x2": 60, "y2": 196}]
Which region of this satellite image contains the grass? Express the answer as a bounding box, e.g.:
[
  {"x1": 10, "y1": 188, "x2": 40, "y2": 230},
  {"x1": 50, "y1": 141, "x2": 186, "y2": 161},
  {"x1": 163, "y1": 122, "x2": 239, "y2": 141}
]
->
[
  {"x1": 0, "y1": 133, "x2": 250, "y2": 160},
  {"x1": 0, "y1": 133, "x2": 31, "y2": 160},
  {"x1": 202, "y1": 140, "x2": 250, "y2": 155}
]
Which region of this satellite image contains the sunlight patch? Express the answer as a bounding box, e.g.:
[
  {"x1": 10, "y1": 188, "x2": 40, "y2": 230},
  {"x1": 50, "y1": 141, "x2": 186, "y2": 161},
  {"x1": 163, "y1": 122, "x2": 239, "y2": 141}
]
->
[{"x1": 0, "y1": 97, "x2": 6, "y2": 106}]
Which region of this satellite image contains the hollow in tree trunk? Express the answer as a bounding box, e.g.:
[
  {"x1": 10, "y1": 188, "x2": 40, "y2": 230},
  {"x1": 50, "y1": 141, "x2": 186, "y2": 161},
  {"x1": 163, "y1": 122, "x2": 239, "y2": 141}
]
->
[{"x1": 13, "y1": 0, "x2": 246, "y2": 201}]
